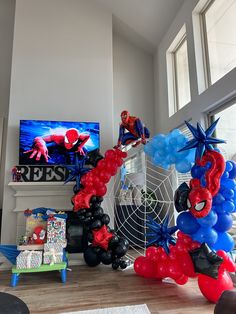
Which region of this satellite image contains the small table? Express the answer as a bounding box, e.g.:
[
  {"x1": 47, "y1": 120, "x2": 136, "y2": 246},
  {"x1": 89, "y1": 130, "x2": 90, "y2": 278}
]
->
[{"x1": 11, "y1": 262, "x2": 67, "y2": 287}]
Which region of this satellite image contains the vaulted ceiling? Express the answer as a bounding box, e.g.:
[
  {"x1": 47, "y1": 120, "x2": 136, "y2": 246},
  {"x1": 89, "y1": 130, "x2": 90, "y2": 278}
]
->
[{"x1": 93, "y1": 0, "x2": 185, "y2": 52}]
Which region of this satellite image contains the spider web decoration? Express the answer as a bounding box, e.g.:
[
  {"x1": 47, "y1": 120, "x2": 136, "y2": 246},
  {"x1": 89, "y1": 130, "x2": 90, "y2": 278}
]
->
[{"x1": 103, "y1": 146, "x2": 178, "y2": 262}]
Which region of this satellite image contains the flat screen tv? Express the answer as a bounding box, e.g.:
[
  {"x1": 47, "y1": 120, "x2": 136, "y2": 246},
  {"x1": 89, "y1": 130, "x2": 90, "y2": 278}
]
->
[{"x1": 19, "y1": 120, "x2": 100, "y2": 165}]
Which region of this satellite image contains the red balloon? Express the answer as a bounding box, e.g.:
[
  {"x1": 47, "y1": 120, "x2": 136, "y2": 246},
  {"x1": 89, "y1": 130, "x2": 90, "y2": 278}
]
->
[
  {"x1": 115, "y1": 156, "x2": 123, "y2": 167},
  {"x1": 180, "y1": 253, "x2": 196, "y2": 278},
  {"x1": 156, "y1": 261, "x2": 168, "y2": 278},
  {"x1": 105, "y1": 149, "x2": 116, "y2": 160},
  {"x1": 198, "y1": 271, "x2": 234, "y2": 303},
  {"x1": 175, "y1": 274, "x2": 188, "y2": 285},
  {"x1": 99, "y1": 171, "x2": 111, "y2": 183},
  {"x1": 97, "y1": 159, "x2": 106, "y2": 170},
  {"x1": 146, "y1": 246, "x2": 158, "y2": 259},
  {"x1": 96, "y1": 185, "x2": 107, "y2": 197},
  {"x1": 168, "y1": 261, "x2": 182, "y2": 280}
]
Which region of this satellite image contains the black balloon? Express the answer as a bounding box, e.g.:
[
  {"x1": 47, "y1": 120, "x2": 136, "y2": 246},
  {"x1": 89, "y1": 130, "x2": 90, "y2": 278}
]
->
[
  {"x1": 174, "y1": 182, "x2": 190, "y2": 213},
  {"x1": 90, "y1": 219, "x2": 102, "y2": 229},
  {"x1": 120, "y1": 260, "x2": 128, "y2": 269},
  {"x1": 114, "y1": 244, "x2": 128, "y2": 258},
  {"x1": 109, "y1": 235, "x2": 119, "y2": 249},
  {"x1": 94, "y1": 207, "x2": 104, "y2": 217},
  {"x1": 100, "y1": 251, "x2": 113, "y2": 265},
  {"x1": 112, "y1": 262, "x2": 119, "y2": 270},
  {"x1": 190, "y1": 243, "x2": 223, "y2": 279},
  {"x1": 87, "y1": 232, "x2": 93, "y2": 242},
  {"x1": 84, "y1": 247, "x2": 101, "y2": 267},
  {"x1": 101, "y1": 214, "x2": 110, "y2": 225},
  {"x1": 86, "y1": 149, "x2": 104, "y2": 167}
]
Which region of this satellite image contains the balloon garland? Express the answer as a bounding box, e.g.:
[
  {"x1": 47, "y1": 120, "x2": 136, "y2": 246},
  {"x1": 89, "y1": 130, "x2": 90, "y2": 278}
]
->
[
  {"x1": 135, "y1": 119, "x2": 236, "y2": 303},
  {"x1": 69, "y1": 148, "x2": 130, "y2": 269}
]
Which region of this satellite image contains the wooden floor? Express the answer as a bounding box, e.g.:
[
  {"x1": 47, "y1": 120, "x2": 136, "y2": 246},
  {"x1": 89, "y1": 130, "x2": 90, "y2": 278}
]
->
[{"x1": 0, "y1": 265, "x2": 215, "y2": 314}]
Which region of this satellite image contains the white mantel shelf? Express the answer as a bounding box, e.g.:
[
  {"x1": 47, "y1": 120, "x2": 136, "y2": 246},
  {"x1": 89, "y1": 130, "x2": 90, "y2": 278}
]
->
[
  {"x1": 9, "y1": 181, "x2": 74, "y2": 212},
  {"x1": 9, "y1": 181, "x2": 74, "y2": 242}
]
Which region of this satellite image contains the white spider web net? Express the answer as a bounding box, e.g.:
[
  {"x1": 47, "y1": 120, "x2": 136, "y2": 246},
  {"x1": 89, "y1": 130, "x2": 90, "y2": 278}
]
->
[{"x1": 104, "y1": 146, "x2": 179, "y2": 262}]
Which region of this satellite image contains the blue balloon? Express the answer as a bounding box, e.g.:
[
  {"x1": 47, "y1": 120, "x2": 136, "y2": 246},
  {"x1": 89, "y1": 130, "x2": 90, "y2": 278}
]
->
[
  {"x1": 214, "y1": 203, "x2": 226, "y2": 214},
  {"x1": 228, "y1": 160, "x2": 236, "y2": 179},
  {"x1": 222, "y1": 171, "x2": 229, "y2": 179},
  {"x1": 214, "y1": 213, "x2": 233, "y2": 232},
  {"x1": 175, "y1": 160, "x2": 192, "y2": 173},
  {"x1": 192, "y1": 227, "x2": 218, "y2": 246},
  {"x1": 225, "y1": 161, "x2": 233, "y2": 172},
  {"x1": 213, "y1": 193, "x2": 225, "y2": 205},
  {"x1": 152, "y1": 134, "x2": 166, "y2": 149},
  {"x1": 221, "y1": 188, "x2": 234, "y2": 200},
  {"x1": 170, "y1": 129, "x2": 182, "y2": 137},
  {"x1": 144, "y1": 143, "x2": 154, "y2": 156},
  {"x1": 212, "y1": 232, "x2": 234, "y2": 252},
  {"x1": 169, "y1": 137, "x2": 178, "y2": 147},
  {"x1": 222, "y1": 200, "x2": 235, "y2": 213},
  {"x1": 197, "y1": 210, "x2": 218, "y2": 227},
  {"x1": 176, "y1": 212, "x2": 200, "y2": 235},
  {"x1": 191, "y1": 165, "x2": 205, "y2": 179},
  {"x1": 222, "y1": 179, "x2": 236, "y2": 190}
]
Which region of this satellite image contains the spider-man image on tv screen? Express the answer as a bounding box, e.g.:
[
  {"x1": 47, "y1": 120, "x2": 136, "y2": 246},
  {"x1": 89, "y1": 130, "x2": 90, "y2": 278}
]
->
[{"x1": 19, "y1": 120, "x2": 100, "y2": 165}]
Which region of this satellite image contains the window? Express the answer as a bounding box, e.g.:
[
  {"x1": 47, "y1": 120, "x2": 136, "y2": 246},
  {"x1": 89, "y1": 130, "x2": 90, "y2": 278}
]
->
[
  {"x1": 208, "y1": 101, "x2": 236, "y2": 159},
  {"x1": 166, "y1": 25, "x2": 191, "y2": 116},
  {"x1": 201, "y1": 0, "x2": 236, "y2": 85}
]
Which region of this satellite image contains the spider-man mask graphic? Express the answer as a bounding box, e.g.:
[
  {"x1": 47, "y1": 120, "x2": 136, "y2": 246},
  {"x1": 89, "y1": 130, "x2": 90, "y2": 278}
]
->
[{"x1": 64, "y1": 128, "x2": 79, "y2": 150}]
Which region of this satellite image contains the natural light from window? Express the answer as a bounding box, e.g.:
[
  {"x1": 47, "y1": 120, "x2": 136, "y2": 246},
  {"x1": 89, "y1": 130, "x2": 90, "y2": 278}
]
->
[
  {"x1": 174, "y1": 39, "x2": 191, "y2": 110},
  {"x1": 203, "y1": 0, "x2": 236, "y2": 84},
  {"x1": 212, "y1": 103, "x2": 236, "y2": 160}
]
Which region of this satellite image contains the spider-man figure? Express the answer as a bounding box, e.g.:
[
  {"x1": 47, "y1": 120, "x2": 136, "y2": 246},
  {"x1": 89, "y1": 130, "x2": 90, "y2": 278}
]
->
[
  {"x1": 115, "y1": 110, "x2": 150, "y2": 148},
  {"x1": 24, "y1": 128, "x2": 90, "y2": 163}
]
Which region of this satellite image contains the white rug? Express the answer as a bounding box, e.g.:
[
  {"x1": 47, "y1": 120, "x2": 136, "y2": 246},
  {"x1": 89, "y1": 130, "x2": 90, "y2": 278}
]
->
[{"x1": 61, "y1": 304, "x2": 150, "y2": 314}]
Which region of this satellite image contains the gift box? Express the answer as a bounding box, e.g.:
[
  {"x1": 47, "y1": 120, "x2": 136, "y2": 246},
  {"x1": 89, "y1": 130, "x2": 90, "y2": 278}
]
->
[
  {"x1": 16, "y1": 250, "x2": 42, "y2": 269},
  {"x1": 47, "y1": 217, "x2": 66, "y2": 243},
  {"x1": 43, "y1": 243, "x2": 64, "y2": 265}
]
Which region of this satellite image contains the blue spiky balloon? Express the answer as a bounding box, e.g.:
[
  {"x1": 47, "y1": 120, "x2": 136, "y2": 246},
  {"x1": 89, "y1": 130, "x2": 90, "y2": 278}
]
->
[
  {"x1": 64, "y1": 154, "x2": 90, "y2": 190},
  {"x1": 146, "y1": 215, "x2": 178, "y2": 254},
  {"x1": 178, "y1": 118, "x2": 225, "y2": 162}
]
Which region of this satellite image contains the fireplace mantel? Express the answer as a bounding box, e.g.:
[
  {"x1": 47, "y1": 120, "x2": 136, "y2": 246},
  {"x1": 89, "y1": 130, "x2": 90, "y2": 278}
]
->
[
  {"x1": 9, "y1": 181, "x2": 74, "y2": 241},
  {"x1": 9, "y1": 181, "x2": 74, "y2": 212}
]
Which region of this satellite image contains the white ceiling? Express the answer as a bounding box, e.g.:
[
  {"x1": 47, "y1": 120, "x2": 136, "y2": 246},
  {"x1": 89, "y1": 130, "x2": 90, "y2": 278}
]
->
[{"x1": 93, "y1": 0, "x2": 185, "y2": 52}]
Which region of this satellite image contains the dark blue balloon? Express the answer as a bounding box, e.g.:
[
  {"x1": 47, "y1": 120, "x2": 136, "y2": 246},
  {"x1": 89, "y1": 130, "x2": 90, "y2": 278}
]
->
[
  {"x1": 225, "y1": 161, "x2": 233, "y2": 172},
  {"x1": 197, "y1": 210, "x2": 218, "y2": 227},
  {"x1": 192, "y1": 227, "x2": 218, "y2": 246},
  {"x1": 214, "y1": 213, "x2": 233, "y2": 232},
  {"x1": 222, "y1": 200, "x2": 235, "y2": 213},
  {"x1": 191, "y1": 165, "x2": 205, "y2": 179},
  {"x1": 221, "y1": 188, "x2": 234, "y2": 200},
  {"x1": 211, "y1": 232, "x2": 234, "y2": 252},
  {"x1": 228, "y1": 160, "x2": 236, "y2": 179},
  {"x1": 176, "y1": 212, "x2": 200, "y2": 235},
  {"x1": 213, "y1": 193, "x2": 225, "y2": 205}
]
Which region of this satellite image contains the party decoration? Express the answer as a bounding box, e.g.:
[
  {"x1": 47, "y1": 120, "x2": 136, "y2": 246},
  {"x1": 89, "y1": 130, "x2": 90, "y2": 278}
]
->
[
  {"x1": 189, "y1": 243, "x2": 223, "y2": 279},
  {"x1": 115, "y1": 110, "x2": 150, "y2": 148},
  {"x1": 64, "y1": 154, "x2": 90, "y2": 191},
  {"x1": 92, "y1": 225, "x2": 113, "y2": 251},
  {"x1": 174, "y1": 182, "x2": 190, "y2": 213},
  {"x1": 144, "y1": 129, "x2": 195, "y2": 172},
  {"x1": 77, "y1": 196, "x2": 129, "y2": 269},
  {"x1": 146, "y1": 215, "x2": 178, "y2": 253},
  {"x1": 85, "y1": 148, "x2": 104, "y2": 167},
  {"x1": 178, "y1": 119, "x2": 226, "y2": 161}
]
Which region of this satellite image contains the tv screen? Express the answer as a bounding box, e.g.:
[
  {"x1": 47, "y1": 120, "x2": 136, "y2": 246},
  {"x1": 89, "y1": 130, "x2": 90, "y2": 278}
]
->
[{"x1": 19, "y1": 120, "x2": 100, "y2": 165}]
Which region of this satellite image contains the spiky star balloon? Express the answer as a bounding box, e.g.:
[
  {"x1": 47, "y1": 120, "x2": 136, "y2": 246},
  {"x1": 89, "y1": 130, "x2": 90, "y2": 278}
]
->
[
  {"x1": 146, "y1": 215, "x2": 178, "y2": 254},
  {"x1": 178, "y1": 118, "x2": 225, "y2": 161},
  {"x1": 64, "y1": 154, "x2": 90, "y2": 190}
]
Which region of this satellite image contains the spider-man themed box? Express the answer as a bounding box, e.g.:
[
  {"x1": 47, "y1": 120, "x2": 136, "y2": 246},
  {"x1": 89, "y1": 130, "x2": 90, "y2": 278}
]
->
[{"x1": 19, "y1": 120, "x2": 100, "y2": 165}]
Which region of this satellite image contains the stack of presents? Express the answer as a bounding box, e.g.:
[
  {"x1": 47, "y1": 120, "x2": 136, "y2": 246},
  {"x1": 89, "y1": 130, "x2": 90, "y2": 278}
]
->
[{"x1": 16, "y1": 208, "x2": 67, "y2": 270}]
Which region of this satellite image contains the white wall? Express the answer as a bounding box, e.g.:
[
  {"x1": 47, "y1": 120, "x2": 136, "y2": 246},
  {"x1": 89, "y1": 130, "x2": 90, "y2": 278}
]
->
[
  {"x1": 1, "y1": 0, "x2": 114, "y2": 243},
  {"x1": 113, "y1": 32, "x2": 154, "y2": 142},
  {"x1": 154, "y1": 0, "x2": 236, "y2": 133},
  {"x1": 0, "y1": 0, "x2": 15, "y2": 210}
]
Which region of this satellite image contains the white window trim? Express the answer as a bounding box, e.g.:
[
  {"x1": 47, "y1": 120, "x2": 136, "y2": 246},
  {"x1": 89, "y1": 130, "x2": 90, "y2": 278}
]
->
[{"x1": 166, "y1": 24, "x2": 190, "y2": 116}]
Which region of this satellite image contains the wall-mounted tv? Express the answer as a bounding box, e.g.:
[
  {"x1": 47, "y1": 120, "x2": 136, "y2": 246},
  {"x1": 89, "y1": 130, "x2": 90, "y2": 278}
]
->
[{"x1": 19, "y1": 120, "x2": 100, "y2": 165}]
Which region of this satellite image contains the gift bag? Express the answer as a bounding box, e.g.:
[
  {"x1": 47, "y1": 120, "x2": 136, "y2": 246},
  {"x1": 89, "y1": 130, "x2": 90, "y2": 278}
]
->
[
  {"x1": 16, "y1": 250, "x2": 42, "y2": 269},
  {"x1": 25, "y1": 214, "x2": 47, "y2": 238},
  {"x1": 43, "y1": 243, "x2": 64, "y2": 265},
  {"x1": 47, "y1": 217, "x2": 66, "y2": 244}
]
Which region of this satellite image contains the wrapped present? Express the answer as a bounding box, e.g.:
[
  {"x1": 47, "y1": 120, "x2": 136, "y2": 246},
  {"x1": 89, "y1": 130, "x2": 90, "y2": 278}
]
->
[
  {"x1": 43, "y1": 243, "x2": 64, "y2": 265},
  {"x1": 16, "y1": 250, "x2": 42, "y2": 269},
  {"x1": 47, "y1": 217, "x2": 66, "y2": 243}
]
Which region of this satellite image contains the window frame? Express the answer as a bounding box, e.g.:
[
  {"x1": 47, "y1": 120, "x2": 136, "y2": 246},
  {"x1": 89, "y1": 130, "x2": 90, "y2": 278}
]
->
[{"x1": 166, "y1": 24, "x2": 191, "y2": 116}]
